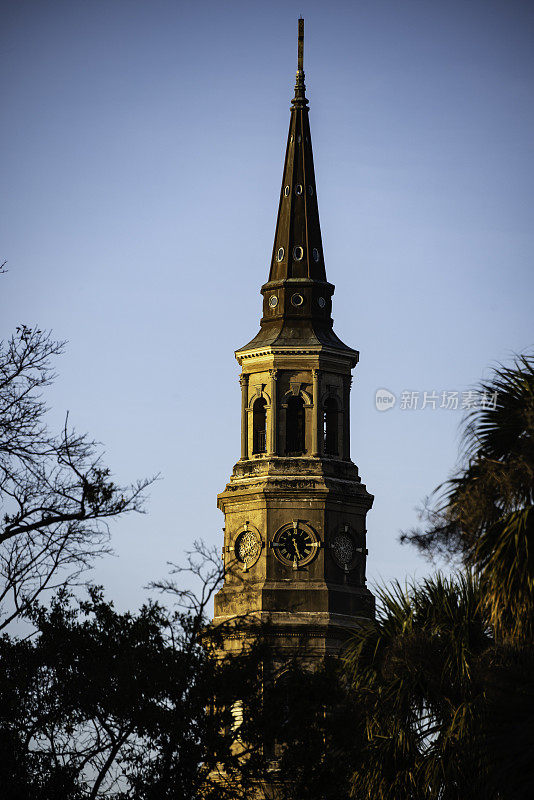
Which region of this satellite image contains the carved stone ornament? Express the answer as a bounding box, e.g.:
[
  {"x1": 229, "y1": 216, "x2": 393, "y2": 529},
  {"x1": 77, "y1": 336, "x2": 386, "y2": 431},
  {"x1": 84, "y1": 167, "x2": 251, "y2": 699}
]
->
[
  {"x1": 231, "y1": 522, "x2": 263, "y2": 572},
  {"x1": 289, "y1": 381, "x2": 305, "y2": 396},
  {"x1": 330, "y1": 524, "x2": 362, "y2": 573}
]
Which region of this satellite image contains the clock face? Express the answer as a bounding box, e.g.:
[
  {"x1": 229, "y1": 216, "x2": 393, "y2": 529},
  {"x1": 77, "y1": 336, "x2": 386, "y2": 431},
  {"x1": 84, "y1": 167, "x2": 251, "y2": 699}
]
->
[{"x1": 272, "y1": 522, "x2": 320, "y2": 568}]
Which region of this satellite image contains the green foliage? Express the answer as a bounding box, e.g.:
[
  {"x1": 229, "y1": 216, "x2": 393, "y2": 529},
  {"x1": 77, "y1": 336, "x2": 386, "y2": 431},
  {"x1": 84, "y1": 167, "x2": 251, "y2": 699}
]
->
[{"x1": 344, "y1": 573, "x2": 494, "y2": 799}]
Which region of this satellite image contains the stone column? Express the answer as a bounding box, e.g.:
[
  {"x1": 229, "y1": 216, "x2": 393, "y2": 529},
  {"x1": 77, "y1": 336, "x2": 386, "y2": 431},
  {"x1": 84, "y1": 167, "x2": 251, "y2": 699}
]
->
[
  {"x1": 312, "y1": 369, "x2": 321, "y2": 457},
  {"x1": 269, "y1": 369, "x2": 278, "y2": 455},
  {"x1": 239, "y1": 374, "x2": 249, "y2": 460},
  {"x1": 343, "y1": 375, "x2": 352, "y2": 460}
]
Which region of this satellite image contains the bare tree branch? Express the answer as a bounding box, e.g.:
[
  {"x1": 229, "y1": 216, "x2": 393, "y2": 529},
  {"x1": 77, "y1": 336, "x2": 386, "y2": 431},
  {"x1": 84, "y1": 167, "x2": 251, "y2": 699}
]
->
[{"x1": 0, "y1": 325, "x2": 158, "y2": 629}]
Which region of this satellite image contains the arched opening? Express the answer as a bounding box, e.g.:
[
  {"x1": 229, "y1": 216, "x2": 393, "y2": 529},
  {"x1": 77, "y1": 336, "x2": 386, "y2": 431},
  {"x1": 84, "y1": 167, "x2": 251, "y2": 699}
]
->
[
  {"x1": 323, "y1": 397, "x2": 338, "y2": 455},
  {"x1": 252, "y1": 398, "x2": 267, "y2": 453},
  {"x1": 286, "y1": 396, "x2": 305, "y2": 454}
]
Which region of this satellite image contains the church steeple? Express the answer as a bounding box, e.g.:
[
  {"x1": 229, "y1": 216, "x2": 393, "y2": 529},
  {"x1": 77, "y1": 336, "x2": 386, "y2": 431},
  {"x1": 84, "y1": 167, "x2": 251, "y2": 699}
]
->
[
  {"x1": 240, "y1": 18, "x2": 354, "y2": 357},
  {"x1": 214, "y1": 19, "x2": 374, "y2": 669}
]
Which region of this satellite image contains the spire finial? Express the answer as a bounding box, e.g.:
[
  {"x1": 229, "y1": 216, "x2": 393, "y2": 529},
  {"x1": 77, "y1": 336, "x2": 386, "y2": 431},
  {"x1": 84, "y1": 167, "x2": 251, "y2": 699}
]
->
[
  {"x1": 298, "y1": 17, "x2": 304, "y2": 72},
  {"x1": 293, "y1": 17, "x2": 307, "y2": 108}
]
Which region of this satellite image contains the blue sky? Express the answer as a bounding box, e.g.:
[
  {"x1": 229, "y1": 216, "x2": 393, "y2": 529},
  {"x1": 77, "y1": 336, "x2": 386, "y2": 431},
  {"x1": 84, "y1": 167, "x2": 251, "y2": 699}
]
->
[{"x1": 1, "y1": 0, "x2": 533, "y2": 612}]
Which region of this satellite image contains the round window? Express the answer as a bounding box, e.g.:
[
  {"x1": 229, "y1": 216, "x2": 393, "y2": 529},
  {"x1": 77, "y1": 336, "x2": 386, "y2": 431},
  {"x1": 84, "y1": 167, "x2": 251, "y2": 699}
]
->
[
  {"x1": 268, "y1": 295, "x2": 278, "y2": 308},
  {"x1": 307, "y1": 185, "x2": 314, "y2": 196},
  {"x1": 293, "y1": 246, "x2": 304, "y2": 261},
  {"x1": 277, "y1": 247, "x2": 284, "y2": 262},
  {"x1": 312, "y1": 248, "x2": 320, "y2": 262},
  {"x1": 284, "y1": 185, "x2": 290, "y2": 197},
  {"x1": 291, "y1": 293, "x2": 304, "y2": 307},
  {"x1": 317, "y1": 297, "x2": 326, "y2": 309},
  {"x1": 295, "y1": 184, "x2": 303, "y2": 196}
]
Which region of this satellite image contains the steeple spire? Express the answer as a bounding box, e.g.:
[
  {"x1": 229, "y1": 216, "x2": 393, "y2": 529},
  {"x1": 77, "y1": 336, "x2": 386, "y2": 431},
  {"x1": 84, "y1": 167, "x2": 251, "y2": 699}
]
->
[
  {"x1": 238, "y1": 18, "x2": 356, "y2": 359},
  {"x1": 268, "y1": 16, "x2": 325, "y2": 286}
]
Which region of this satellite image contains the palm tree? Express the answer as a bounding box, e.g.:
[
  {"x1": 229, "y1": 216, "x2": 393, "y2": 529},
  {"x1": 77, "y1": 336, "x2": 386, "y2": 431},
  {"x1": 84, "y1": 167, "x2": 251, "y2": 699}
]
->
[
  {"x1": 402, "y1": 354, "x2": 534, "y2": 640},
  {"x1": 344, "y1": 573, "x2": 494, "y2": 800}
]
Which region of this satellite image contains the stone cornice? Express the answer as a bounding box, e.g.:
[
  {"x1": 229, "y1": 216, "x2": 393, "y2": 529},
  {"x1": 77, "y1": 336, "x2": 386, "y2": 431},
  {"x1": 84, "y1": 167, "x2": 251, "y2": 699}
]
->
[{"x1": 236, "y1": 345, "x2": 358, "y2": 366}]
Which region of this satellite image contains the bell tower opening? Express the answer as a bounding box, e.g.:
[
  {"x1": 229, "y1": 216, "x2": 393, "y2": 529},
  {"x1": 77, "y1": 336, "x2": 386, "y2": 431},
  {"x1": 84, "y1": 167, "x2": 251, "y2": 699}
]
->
[
  {"x1": 323, "y1": 397, "x2": 338, "y2": 455},
  {"x1": 252, "y1": 398, "x2": 267, "y2": 454},
  {"x1": 285, "y1": 395, "x2": 305, "y2": 454}
]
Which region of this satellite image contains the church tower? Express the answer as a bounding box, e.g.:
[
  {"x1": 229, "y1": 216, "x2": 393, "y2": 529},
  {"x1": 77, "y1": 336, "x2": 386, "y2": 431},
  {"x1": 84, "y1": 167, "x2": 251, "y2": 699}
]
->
[{"x1": 213, "y1": 19, "x2": 374, "y2": 658}]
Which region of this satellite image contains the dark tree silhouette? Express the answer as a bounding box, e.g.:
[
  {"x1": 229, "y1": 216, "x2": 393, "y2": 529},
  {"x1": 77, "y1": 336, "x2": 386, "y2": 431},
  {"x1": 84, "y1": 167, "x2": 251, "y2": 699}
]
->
[{"x1": 0, "y1": 588, "x2": 244, "y2": 799}]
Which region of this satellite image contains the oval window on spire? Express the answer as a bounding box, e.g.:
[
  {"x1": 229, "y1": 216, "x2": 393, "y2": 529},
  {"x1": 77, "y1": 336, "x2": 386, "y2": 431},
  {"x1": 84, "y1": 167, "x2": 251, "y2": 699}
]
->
[
  {"x1": 307, "y1": 185, "x2": 314, "y2": 196},
  {"x1": 293, "y1": 246, "x2": 304, "y2": 261},
  {"x1": 312, "y1": 248, "x2": 320, "y2": 263},
  {"x1": 277, "y1": 247, "x2": 285, "y2": 262},
  {"x1": 284, "y1": 185, "x2": 290, "y2": 197},
  {"x1": 295, "y1": 185, "x2": 303, "y2": 196}
]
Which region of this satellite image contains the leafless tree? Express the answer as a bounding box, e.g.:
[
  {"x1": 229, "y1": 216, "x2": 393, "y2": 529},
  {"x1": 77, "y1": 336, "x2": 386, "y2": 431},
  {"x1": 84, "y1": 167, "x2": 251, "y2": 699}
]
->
[{"x1": 0, "y1": 324, "x2": 156, "y2": 630}]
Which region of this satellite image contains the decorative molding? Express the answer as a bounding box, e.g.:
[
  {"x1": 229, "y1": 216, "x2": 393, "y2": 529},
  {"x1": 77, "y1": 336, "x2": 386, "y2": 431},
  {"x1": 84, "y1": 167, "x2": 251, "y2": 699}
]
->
[
  {"x1": 224, "y1": 477, "x2": 320, "y2": 492},
  {"x1": 248, "y1": 386, "x2": 271, "y2": 408},
  {"x1": 284, "y1": 385, "x2": 312, "y2": 405},
  {"x1": 237, "y1": 345, "x2": 359, "y2": 360}
]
